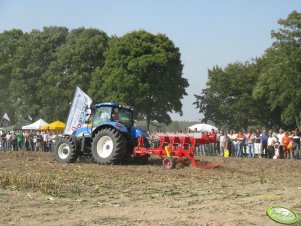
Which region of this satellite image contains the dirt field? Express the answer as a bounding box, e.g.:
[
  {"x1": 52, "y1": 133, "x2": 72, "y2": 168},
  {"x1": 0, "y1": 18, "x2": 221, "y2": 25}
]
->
[{"x1": 0, "y1": 151, "x2": 300, "y2": 226}]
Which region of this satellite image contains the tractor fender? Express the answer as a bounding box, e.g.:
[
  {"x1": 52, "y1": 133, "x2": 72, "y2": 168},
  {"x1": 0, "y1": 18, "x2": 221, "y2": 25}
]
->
[
  {"x1": 130, "y1": 127, "x2": 149, "y2": 140},
  {"x1": 92, "y1": 122, "x2": 129, "y2": 137},
  {"x1": 72, "y1": 126, "x2": 92, "y2": 137}
]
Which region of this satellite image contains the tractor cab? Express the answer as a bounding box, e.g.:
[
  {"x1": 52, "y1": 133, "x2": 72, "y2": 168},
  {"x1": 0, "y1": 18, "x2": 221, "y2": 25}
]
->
[
  {"x1": 92, "y1": 102, "x2": 133, "y2": 129},
  {"x1": 91, "y1": 102, "x2": 148, "y2": 141}
]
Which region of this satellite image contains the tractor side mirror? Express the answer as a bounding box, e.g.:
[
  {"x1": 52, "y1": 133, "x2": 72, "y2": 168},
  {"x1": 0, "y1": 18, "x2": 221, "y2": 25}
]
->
[{"x1": 85, "y1": 108, "x2": 92, "y2": 124}]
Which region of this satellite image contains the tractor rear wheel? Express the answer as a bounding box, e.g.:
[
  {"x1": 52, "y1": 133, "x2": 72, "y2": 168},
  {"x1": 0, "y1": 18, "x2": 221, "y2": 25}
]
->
[
  {"x1": 54, "y1": 136, "x2": 79, "y2": 163},
  {"x1": 92, "y1": 128, "x2": 127, "y2": 164}
]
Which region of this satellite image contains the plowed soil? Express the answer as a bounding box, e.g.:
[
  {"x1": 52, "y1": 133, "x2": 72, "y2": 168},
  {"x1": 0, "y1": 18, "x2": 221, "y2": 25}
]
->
[{"x1": 0, "y1": 151, "x2": 300, "y2": 226}]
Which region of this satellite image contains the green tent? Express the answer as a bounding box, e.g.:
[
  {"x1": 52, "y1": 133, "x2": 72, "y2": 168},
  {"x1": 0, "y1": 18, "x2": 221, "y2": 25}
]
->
[{"x1": 0, "y1": 124, "x2": 23, "y2": 131}]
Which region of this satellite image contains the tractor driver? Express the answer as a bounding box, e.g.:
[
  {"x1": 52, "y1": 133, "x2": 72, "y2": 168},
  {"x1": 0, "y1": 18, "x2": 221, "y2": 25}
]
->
[{"x1": 112, "y1": 108, "x2": 119, "y2": 122}]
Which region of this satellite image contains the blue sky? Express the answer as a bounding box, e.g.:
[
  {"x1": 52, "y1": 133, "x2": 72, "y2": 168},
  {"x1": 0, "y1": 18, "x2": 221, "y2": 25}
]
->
[{"x1": 0, "y1": 0, "x2": 300, "y2": 121}]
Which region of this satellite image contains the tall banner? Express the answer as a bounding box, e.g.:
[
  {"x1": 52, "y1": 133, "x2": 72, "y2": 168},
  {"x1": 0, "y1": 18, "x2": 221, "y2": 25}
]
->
[
  {"x1": 1, "y1": 113, "x2": 10, "y2": 127},
  {"x1": 64, "y1": 86, "x2": 93, "y2": 135}
]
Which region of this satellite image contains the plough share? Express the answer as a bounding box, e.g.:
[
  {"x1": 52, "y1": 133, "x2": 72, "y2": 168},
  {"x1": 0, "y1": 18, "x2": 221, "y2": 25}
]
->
[{"x1": 133, "y1": 132, "x2": 220, "y2": 170}]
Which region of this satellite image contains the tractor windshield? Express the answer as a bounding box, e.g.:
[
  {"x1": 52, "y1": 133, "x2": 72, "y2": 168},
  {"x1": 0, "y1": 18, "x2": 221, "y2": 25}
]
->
[
  {"x1": 93, "y1": 106, "x2": 112, "y2": 127},
  {"x1": 112, "y1": 107, "x2": 133, "y2": 128},
  {"x1": 93, "y1": 106, "x2": 133, "y2": 128}
]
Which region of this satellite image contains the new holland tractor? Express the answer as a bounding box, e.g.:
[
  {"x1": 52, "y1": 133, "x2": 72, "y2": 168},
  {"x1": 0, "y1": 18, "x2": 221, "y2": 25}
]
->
[
  {"x1": 54, "y1": 102, "x2": 149, "y2": 164},
  {"x1": 54, "y1": 102, "x2": 220, "y2": 169}
]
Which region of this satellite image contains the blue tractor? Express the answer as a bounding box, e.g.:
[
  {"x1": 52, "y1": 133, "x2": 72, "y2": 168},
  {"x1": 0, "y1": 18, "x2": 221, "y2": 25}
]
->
[{"x1": 54, "y1": 102, "x2": 149, "y2": 164}]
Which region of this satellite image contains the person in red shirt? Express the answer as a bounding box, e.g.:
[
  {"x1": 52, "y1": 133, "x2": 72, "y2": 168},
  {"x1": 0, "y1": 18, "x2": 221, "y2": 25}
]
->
[
  {"x1": 209, "y1": 129, "x2": 217, "y2": 155},
  {"x1": 209, "y1": 129, "x2": 217, "y2": 140},
  {"x1": 236, "y1": 131, "x2": 245, "y2": 157}
]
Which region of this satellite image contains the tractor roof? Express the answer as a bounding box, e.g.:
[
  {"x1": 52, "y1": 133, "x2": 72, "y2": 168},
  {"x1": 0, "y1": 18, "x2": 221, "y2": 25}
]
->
[
  {"x1": 95, "y1": 102, "x2": 133, "y2": 110},
  {"x1": 95, "y1": 102, "x2": 119, "y2": 108}
]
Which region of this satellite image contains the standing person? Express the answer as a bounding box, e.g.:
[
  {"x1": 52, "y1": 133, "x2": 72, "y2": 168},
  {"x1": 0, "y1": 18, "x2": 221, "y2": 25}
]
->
[
  {"x1": 261, "y1": 130, "x2": 269, "y2": 158},
  {"x1": 231, "y1": 130, "x2": 238, "y2": 157},
  {"x1": 292, "y1": 129, "x2": 300, "y2": 159},
  {"x1": 209, "y1": 129, "x2": 217, "y2": 155},
  {"x1": 16, "y1": 130, "x2": 24, "y2": 151},
  {"x1": 243, "y1": 130, "x2": 248, "y2": 157},
  {"x1": 216, "y1": 129, "x2": 222, "y2": 156},
  {"x1": 277, "y1": 128, "x2": 285, "y2": 159},
  {"x1": 36, "y1": 132, "x2": 43, "y2": 151},
  {"x1": 51, "y1": 132, "x2": 58, "y2": 152},
  {"x1": 236, "y1": 131, "x2": 245, "y2": 157},
  {"x1": 24, "y1": 130, "x2": 29, "y2": 151},
  {"x1": 33, "y1": 132, "x2": 38, "y2": 151},
  {"x1": 287, "y1": 137, "x2": 295, "y2": 159},
  {"x1": 1, "y1": 132, "x2": 6, "y2": 151},
  {"x1": 227, "y1": 130, "x2": 235, "y2": 157},
  {"x1": 282, "y1": 131, "x2": 291, "y2": 159},
  {"x1": 5, "y1": 132, "x2": 11, "y2": 151},
  {"x1": 42, "y1": 131, "x2": 48, "y2": 152},
  {"x1": 267, "y1": 130, "x2": 277, "y2": 158},
  {"x1": 11, "y1": 132, "x2": 17, "y2": 151},
  {"x1": 28, "y1": 130, "x2": 34, "y2": 151},
  {"x1": 219, "y1": 130, "x2": 225, "y2": 157},
  {"x1": 254, "y1": 129, "x2": 262, "y2": 158},
  {"x1": 247, "y1": 130, "x2": 255, "y2": 158},
  {"x1": 223, "y1": 133, "x2": 231, "y2": 157},
  {"x1": 205, "y1": 131, "x2": 211, "y2": 155},
  {"x1": 46, "y1": 132, "x2": 52, "y2": 152}
]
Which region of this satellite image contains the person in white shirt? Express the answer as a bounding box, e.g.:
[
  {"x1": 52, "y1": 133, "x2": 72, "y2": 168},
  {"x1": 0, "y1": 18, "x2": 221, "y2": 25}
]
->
[
  {"x1": 219, "y1": 130, "x2": 225, "y2": 157},
  {"x1": 254, "y1": 129, "x2": 262, "y2": 157},
  {"x1": 277, "y1": 128, "x2": 285, "y2": 159},
  {"x1": 6, "y1": 132, "x2": 12, "y2": 151},
  {"x1": 267, "y1": 130, "x2": 277, "y2": 158},
  {"x1": 231, "y1": 130, "x2": 238, "y2": 157},
  {"x1": 247, "y1": 130, "x2": 255, "y2": 158}
]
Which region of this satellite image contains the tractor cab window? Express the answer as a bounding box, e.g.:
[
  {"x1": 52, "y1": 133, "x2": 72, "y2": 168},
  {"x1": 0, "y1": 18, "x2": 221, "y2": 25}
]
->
[
  {"x1": 113, "y1": 107, "x2": 133, "y2": 128},
  {"x1": 93, "y1": 106, "x2": 112, "y2": 127}
]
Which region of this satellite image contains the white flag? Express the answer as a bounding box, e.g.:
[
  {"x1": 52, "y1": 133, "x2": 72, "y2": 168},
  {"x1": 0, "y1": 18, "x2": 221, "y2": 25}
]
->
[
  {"x1": 3, "y1": 113, "x2": 10, "y2": 122},
  {"x1": 64, "y1": 86, "x2": 93, "y2": 135}
]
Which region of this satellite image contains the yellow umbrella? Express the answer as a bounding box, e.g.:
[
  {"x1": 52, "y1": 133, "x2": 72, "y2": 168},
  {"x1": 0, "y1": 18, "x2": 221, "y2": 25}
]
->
[
  {"x1": 41, "y1": 121, "x2": 65, "y2": 131},
  {"x1": 48, "y1": 121, "x2": 65, "y2": 131}
]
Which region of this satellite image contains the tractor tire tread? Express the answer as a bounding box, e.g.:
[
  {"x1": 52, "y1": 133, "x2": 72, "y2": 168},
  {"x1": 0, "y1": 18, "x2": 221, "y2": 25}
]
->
[
  {"x1": 92, "y1": 128, "x2": 127, "y2": 164},
  {"x1": 54, "y1": 136, "x2": 79, "y2": 163}
]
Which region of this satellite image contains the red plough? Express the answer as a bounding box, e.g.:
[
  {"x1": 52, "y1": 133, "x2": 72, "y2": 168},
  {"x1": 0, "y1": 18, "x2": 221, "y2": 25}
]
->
[{"x1": 133, "y1": 132, "x2": 220, "y2": 170}]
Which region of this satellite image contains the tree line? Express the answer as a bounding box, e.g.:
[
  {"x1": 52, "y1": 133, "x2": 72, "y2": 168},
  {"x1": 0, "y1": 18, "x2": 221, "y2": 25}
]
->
[
  {"x1": 194, "y1": 11, "x2": 301, "y2": 131},
  {"x1": 0, "y1": 28, "x2": 188, "y2": 129}
]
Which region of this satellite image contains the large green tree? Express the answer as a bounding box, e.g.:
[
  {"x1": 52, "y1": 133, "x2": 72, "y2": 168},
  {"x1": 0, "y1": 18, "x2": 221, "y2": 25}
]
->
[
  {"x1": 89, "y1": 30, "x2": 189, "y2": 130},
  {"x1": 40, "y1": 28, "x2": 109, "y2": 122},
  {"x1": 0, "y1": 29, "x2": 23, "y2": 123},
  {"x1": 253, "y1": 11, "x2": 301, "y2": 129},
  {"x1": 194, "y1": 62, "x2": 272, "y2": 129},
  {"x1": 9, "y1": 27, "x2": 69, "y2": 122}
]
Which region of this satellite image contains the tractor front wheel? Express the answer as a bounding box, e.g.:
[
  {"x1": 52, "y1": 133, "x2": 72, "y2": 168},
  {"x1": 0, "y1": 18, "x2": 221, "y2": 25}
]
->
[
  {"x1": 54, "y1": 136, "x2": 78, "y2": 163},
  {"x1": 92, "y1": 128, "x2": 127, "y2": 164}
]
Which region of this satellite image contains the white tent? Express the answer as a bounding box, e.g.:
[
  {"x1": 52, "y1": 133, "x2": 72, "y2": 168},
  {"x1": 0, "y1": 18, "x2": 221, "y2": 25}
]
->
[
  {"x1": 188, "y1": 123, "x2": 218, "y2": 133},
  {"x1": 22, "y1": 119, "x2": 48, "y2": 130}
]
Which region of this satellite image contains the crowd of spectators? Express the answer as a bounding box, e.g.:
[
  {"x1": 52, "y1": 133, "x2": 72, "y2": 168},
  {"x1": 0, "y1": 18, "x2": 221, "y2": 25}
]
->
[
  {"x1": 195, "y1": 128, "x2": 301, "y2": 160},
  {"x1": 1, "y1": 127, "x2": 300, "y2": 161},
  {"x1": 0, "y1": 130, "x2": 62, "y2": 152}
]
